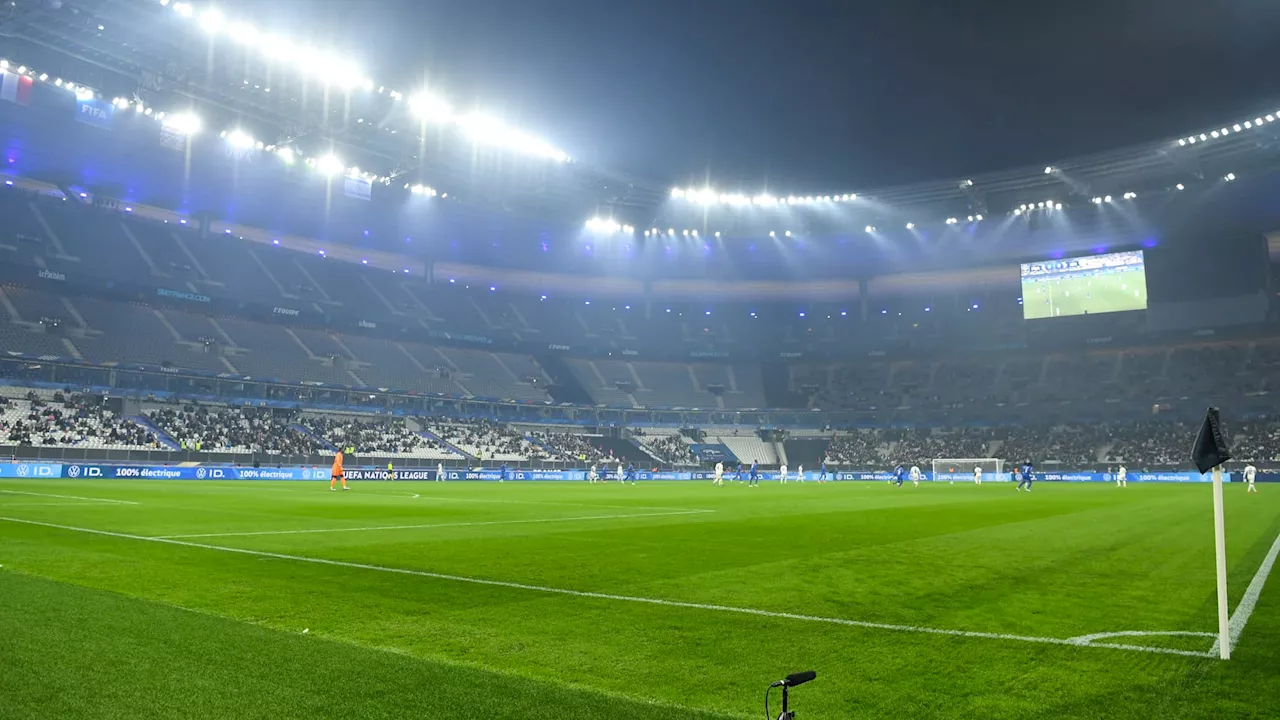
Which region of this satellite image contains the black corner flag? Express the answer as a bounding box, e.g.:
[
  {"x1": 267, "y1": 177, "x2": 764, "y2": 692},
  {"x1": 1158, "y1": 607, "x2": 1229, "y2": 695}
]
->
[{"x1": 1191, "y1": 407, "x2": 1232, "y2": 474}]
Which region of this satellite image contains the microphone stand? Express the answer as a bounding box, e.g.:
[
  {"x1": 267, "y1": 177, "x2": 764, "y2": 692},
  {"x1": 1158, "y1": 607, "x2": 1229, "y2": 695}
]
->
[{"x1": 777, "y1": 685, "x2": 795, "y2": 720}]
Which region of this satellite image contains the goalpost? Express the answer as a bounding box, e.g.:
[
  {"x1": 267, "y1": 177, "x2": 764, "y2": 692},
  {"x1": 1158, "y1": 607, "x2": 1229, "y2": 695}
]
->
[{"x1": 931, "y1": 458, "x2": 1005, "y2": 483}]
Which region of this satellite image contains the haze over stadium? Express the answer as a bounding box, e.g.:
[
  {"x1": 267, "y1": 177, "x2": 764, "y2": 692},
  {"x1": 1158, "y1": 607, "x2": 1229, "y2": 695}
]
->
[{"x1": 1, "y1": 1, "x2": 1279, "y2": 718}]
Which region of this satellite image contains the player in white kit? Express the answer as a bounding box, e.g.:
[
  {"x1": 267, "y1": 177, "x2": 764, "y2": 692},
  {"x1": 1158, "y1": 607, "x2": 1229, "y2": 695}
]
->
[
  {"x1": 910, "y1": 465, "x2": 921, "y2": 487},
  {"x1": 1116, "y1": 465, "x2": 1127, "y2": 488},
  {"x1": 779, "y1": 464, "x2": 788, "y2": 484},
  {"x1": 437, "y1": 462, "x2": 446, "y2": 482},
  {"x1": 1244, "y1": 464, "x2": 1258, "y2": 493},
  {"x1": 797, "y1": 464, "x2": 804, "y2": 482},
  {"x1": 616, "y1": 463, "x2": 624, "y2": 484},
  {"x1": 973, "y1": 466, "x2": 982, "y2": 485},
  {"x1": 588, "y1": 464, "x2": 598, "y2": 483},
  {"x1": 713, "y1": 461, "x2": 724, "y2": 486}
]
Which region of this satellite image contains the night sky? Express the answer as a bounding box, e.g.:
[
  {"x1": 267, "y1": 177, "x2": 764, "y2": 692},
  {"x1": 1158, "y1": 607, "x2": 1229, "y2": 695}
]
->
[{"x1": 219, "y1": 0, "x2": 1280, "y2": 192}]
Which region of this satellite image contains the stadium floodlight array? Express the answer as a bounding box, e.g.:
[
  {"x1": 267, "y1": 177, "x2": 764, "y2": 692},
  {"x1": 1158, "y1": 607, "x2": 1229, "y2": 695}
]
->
[
  {"x1": 1, "y1": 55, "x2": 399, "y2": 186},
  {"x1": 671, "y1": 187, "x2": 857, "y2": 207},
  {"x1": 585, "y1": 217, "x2": 634, "y2": 234},
  {"x1": 1177, "y1": 113, "x2": 1278, "y2": 147},
  {"x1": 154, "y1": 0, "x2": 571, "y2": 164}
]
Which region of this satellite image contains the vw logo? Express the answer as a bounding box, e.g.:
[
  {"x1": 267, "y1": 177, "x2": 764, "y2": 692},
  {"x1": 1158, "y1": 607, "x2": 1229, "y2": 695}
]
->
[
  {"x1": 17, "y1": 463, "x2": 30, "y2": 477},
  {"x1": 67, "y1": 465, "x2": 81, "y2": 478},
  {"x1": 196, "y1": 468, "x2": 207, "y2": 479}
]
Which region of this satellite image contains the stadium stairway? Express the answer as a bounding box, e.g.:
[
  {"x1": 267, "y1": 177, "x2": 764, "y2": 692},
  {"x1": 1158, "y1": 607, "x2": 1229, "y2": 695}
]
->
[
  {"x1": 416, "y1": 428, "x2": 478, "y2": 462},
  {"x1": 532, "y1": 354, "x2": 596, "y2": 405},
  {"x1": 525, "y1": 434, "x2": 560, "y2": 458},
  {"x1": 627, "y1": 437, "x2": 663, "y2": 464},
  {"x1": 128, "y1": 415, "x2": 181, "y2": 450},
  {"x1": 290, "y1": 424, "x2": 337, "y2": 453}
]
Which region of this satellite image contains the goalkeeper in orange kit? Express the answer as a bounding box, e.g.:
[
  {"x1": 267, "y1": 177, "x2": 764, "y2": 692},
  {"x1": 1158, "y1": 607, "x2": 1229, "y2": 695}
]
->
[{"x1": 330, "y1": 450, "x2": 349, "y2": 491}]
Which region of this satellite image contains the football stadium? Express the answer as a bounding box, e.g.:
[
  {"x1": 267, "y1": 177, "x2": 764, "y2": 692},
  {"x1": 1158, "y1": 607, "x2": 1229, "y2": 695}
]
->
[{"x1": 1, "y1": 2, "x2": 1279, "y2": 718}]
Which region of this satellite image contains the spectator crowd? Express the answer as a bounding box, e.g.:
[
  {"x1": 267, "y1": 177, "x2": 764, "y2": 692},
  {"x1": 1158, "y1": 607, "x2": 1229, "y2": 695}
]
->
[
  {"x1": 145, "y1": 405, "x2": 322, "y2": 455},
  {"x1": 1, "y1": 391, "x2": 157, "y2": 448},
  {"x1": 301, "y1": 415, "x2": 454, "y2": 458}
]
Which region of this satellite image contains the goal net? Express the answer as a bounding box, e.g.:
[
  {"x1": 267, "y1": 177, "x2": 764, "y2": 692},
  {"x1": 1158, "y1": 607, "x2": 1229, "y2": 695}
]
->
[{"x1": 931, "y1": 458, "x2": 1005, "y2": 483}]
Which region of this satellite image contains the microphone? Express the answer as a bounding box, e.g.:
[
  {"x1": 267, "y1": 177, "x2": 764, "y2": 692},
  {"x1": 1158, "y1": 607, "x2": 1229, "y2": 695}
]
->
[{"x1": 770, "y1": 670, "x2": 817, "y2": 688}]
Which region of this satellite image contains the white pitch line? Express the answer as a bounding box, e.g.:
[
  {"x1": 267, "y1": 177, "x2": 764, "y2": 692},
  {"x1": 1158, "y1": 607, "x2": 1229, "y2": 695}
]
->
[
  {"x1": 0, "y1": 515, "x2": 1214, "y2": 659},
  {"x1": 0, "y1": 489, "x2": 139, "y2": 505},
  {"x1": 1211, "y1": 530, "x2": 1280, "y2": 657},
  {"x1": 0, "y1": 501, "x2": 132, "y2": 508},
  {"x1": 154, "y1": 509, "x2": 717, "y2": 539}
]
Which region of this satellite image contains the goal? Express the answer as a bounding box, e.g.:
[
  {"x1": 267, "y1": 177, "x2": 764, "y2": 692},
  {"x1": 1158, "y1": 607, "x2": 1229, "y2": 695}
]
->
[{"x1": 931, "y1": 458, "x2": 1005, "y2": 483}]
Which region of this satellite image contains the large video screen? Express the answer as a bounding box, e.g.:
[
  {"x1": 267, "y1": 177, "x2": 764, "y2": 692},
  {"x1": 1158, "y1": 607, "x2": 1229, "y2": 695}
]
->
[{"x1": 1020, "y1": 251, "x2": 1148, "y2": 319}]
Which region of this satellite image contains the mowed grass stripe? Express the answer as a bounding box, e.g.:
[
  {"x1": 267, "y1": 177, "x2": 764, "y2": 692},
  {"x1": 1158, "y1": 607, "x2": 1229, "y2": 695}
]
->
[
  {"x1": 155, "y1": 508, "x2": 716, "y2": 539},
  {"x1": 0, "y1": 571, "x2": 744, "y2": 720},
  {"x1": 0, "y1": 515, "x2": 1222, "y2": 658}
]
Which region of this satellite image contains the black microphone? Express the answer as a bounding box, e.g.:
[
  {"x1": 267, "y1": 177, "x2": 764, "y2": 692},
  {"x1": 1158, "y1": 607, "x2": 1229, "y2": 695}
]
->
[{"x1": 771, "y1": 670, "x2": 817, "y2": 688}]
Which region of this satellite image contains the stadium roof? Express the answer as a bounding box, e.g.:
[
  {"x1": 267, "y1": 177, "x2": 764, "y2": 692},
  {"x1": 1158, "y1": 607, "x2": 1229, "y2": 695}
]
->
[{"x1": 4, "y1": 0, "x2": 1280, "y2": 235}]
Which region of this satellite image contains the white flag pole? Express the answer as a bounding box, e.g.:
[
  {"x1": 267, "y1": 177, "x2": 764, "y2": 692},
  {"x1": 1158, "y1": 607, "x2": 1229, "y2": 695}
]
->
[{"x1": 1212, "y1": 465, "x2": 1231, "y2": 659}]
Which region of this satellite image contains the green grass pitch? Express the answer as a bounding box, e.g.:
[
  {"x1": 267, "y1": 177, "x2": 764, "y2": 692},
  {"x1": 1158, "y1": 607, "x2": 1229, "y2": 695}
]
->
[
  {"x1": 1023, "y1": 268, "x2": 1147, "y2": 319},
  {"x1": 1, "y1": 479, "x2": 1278, "y2": 719}
]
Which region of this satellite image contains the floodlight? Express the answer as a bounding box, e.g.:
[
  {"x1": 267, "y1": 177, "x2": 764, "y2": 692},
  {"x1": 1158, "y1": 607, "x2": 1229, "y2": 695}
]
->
[
  {"x1": 199, "y1": 9, "x2": 225, "y2": 33},
  {"x1": 226, "y1": 130, "x2": 255, "y2": 149},
  {"x1": 905, "y1": 222, "x2": 914, "y2": 229},
  {"x1": 314, "y1": 154, "x2": 344, "y2": 176},
  {"x1": 277, "y1": 147, "x2": 295, "y2": 164},
  {"x1": 1103, "y1": 195, "x2": 1112, "y2": 202},
  {"x1": 75, "y1": 87, "x2": 93, "y2": 101},
  {"x1": 1044, "y1": 166, "x2": 1054, "y2": 174},
  {"x1": 409, "y1": 92, "x2": 453, "y2": 122},
  {"x1": 161, "y1": 112, "x2": 202, "y2": 135},
  {"x1": 1176, "y1": 183, "x2": 1184, "y2": 190},
  {"x1": 864, "y1": 225, "x2": 875, "y2": 233}
]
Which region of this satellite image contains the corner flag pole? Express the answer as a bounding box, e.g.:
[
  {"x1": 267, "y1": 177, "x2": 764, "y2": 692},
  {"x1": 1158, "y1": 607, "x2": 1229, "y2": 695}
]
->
[
  {"x1": 1192, "y1": 406, "x2": 1232, "y2": 660},
  {"x1": 1211, "y1": 466, "x2": 1230, "y2": 660}
]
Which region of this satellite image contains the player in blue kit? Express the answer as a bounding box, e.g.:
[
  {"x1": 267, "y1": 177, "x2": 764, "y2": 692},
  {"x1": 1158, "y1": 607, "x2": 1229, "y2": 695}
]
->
[
  {"x1": 625, "y1": 463, "x2": 637, "y2": 485},
  {"x1": 818, "y1": 460, "x2": 829, "y2": 483},
  {"x1": 499, "y1": 463, "x2": 509, "y2": 483},
  {"x1": 734, "y1": 463, "x2": 745, "y2": 483},
  {"x1": 893, "y1": 464, "x2": 907, "y2": 488},
  {"x1": 1016, "y1": 461, "x2": 1034, "y2": 492},
  {"x1": 748, "y1": 461, "x2": 760, "y2": 487}
]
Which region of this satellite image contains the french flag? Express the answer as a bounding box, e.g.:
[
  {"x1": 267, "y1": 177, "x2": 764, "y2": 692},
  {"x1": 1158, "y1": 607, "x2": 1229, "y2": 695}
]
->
[{"x1": 0, "y1": 70, "x2": 33, "y2": 105}]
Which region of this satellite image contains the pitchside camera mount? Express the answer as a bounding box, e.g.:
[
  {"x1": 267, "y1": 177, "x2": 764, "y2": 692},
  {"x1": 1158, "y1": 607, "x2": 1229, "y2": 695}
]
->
[{"x1": 766, "y1": 670, "x2": 816, "y2": 720}]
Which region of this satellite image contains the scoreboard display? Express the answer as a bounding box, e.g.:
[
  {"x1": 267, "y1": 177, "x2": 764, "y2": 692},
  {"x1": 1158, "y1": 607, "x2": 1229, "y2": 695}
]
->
[{"x1": 1020, "y1": 251, "x2": 1148, "y2": 319}]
